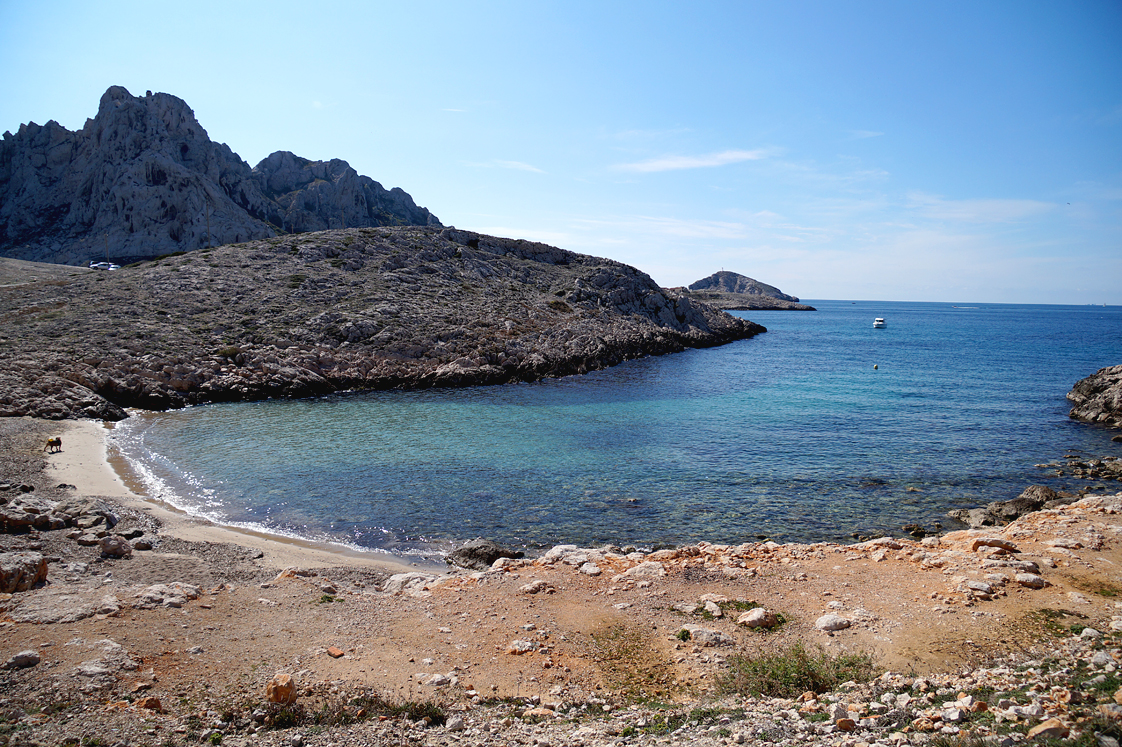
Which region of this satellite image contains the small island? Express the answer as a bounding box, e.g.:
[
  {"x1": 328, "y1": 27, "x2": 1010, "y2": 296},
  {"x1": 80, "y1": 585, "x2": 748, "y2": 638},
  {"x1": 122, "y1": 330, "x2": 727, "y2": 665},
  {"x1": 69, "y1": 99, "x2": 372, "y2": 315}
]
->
[{"x1": 674, "y1": 271, "x2": 816, "y2": 311}]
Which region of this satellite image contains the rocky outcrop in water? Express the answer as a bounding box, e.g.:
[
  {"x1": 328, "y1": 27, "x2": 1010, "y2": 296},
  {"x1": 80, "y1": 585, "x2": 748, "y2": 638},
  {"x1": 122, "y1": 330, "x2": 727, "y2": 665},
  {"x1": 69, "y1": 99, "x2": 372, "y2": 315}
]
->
[
  {"x1": 0, "y1": 86, "x2": 439, "y2": 266},
  {"x1": 947, "y1": 485, "x2": 1079, "y2": 528},
  {"x1": 677, "y1": 271, "x2": 815, "y2": 311},
  {"x1": 1067, "y1": 365, "x2": 1122, "y2": 428},
  {"x1": 0, "y1": 226, "x2": 765, "y2": 420}
]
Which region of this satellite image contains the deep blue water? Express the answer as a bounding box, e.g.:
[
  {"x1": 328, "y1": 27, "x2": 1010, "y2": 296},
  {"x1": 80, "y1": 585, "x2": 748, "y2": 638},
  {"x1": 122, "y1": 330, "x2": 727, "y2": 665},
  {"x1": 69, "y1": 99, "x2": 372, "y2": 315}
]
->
[{"x1": 114, "y1": 300, "x2": 1122, "y2": 559}]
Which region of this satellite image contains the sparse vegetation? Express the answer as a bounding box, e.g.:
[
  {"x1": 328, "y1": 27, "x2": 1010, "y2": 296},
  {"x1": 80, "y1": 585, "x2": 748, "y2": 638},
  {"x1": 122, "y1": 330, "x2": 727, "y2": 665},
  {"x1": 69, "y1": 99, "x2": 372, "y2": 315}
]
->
[
  {"x1": 586, "y1": 623, "x2": 681, "y2": 702},
  {"x1": 717, "y1": 642, "x2": 878, "y2": 698}
]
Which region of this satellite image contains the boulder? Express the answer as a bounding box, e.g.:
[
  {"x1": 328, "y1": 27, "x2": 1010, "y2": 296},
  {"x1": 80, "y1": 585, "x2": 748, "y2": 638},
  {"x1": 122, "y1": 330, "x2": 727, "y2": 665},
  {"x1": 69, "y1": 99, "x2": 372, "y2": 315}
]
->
[
  {"x1": 1, "y1": 650, "x2": 41, "y2": 670},
  {"x1": 446, "y1": 539, "x2": 524, "y2": 571},
  {"x1": 612, "y1": 561, "x2": 667, "y2": 582},
  {"x1": 950, "y1": 485, "x2": 1068, "y2": 528},
  {"x1": 381, "y1": 573, "x2": 439, "y2": 597},
  {"x1": 99, "y1": 535, "x2": 133, "y2": 558},
  {"x1": 0, "y1": 552, "x2": 48, "y2": 593}
]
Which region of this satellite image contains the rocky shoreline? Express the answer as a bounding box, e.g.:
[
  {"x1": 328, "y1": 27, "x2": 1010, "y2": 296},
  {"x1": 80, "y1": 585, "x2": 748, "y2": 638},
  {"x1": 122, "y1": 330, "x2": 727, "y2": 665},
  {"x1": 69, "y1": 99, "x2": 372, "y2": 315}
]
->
[
  {"x1": 3, "y1": 417, "x2": 1122, "y2": 747},
  {"x1": 1069, "y1": 365, "x2": 1122, "y2": 430},
  {"x1": 0, "y1": 226, "x2": 764, "y2": 421}
]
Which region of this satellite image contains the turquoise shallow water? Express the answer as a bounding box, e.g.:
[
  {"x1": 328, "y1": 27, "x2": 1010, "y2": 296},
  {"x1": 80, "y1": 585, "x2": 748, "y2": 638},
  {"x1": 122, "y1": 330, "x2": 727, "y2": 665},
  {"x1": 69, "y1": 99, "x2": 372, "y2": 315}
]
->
[{"x1": 114, "y1": 300, "x2": 1122, "y2": 559}]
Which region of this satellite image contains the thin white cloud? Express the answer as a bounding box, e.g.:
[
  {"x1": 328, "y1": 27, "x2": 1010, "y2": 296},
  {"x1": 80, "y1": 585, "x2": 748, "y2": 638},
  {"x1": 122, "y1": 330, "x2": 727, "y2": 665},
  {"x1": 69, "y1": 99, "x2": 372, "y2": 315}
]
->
[
  {"x1": 614, "y1": 149, "x2": 771, "y2": 173},
  {"x1": 494, "y1": 160, "x2": 545, "y2": 173},
  {"x1": 575, "y1": 215, "x2": 750, "y2": 240},
  {"x1": 610, "y1": 126, "x2": 692, "y2": 141},
  {"x1": 468, "y1": 226, "x2": 572, "y2": 247},
  {"x1": 462, "y1": 159, "x2": 546, "y2": 174},
  {"x1": 908, "y1": 192, "x2": 1056, "y2": 223},
  {"x1": 847, "y1": 130, "x2": 884, "y2": 139}
]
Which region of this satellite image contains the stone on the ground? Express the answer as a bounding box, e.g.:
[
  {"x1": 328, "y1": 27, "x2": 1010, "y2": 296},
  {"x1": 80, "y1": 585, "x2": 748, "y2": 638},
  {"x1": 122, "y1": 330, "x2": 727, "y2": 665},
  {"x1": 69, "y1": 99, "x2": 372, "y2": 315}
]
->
[
  {"x1": 815, "y1": 614, "x2": 851, "y2": 631},
  {"x1": 135, "y1": 582, "x2": 200, "y2": 608},
  {"x1": 679, "y1": 624, "x2": 734, "y2": 646},
  {"x1": 1, "y1": 650, "x2": 40, "y2": 670},
  {"x1": 1026, "y1": 718, "x2": 1069, "y2": 739},
  {"x1": 737, "y1": 608, "x2": 779, "y2": 628},
  {"x1": 266, "y1": 673, "x2": 297, "y2": 704},
  {"x1": 1014, "y1": 572, "x2": 1048, "y2": 589},
  {"x1": 519, "y1": 579, "x2": 556, "y2": 594},
  {"x1": 970, "y1": 537, "x2": 1020, "y2": 553}
]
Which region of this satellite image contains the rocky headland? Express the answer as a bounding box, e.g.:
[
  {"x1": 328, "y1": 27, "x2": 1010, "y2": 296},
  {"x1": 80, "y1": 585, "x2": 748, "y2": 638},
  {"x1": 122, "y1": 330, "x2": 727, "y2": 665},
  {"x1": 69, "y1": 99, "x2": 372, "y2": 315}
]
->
[
  {"x1": 0, "y1": 86, "x2": 439, "y2": 267},
  {"x1": 0, "y1": 226, "x2": 764, "y2": 421},
  {"x1": 1069, "y1": 365, "x2": 1122, "y2": 430},
  {"x1": 676, "y1": 271, "x2": 816, "y2": 311}
]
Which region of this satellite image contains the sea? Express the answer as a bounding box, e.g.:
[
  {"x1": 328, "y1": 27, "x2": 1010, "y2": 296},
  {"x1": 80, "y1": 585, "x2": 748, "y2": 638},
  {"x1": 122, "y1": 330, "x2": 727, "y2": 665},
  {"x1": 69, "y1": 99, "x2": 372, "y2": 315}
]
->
[{"x1": 112, "y1": 300, "x2": 1122, "y2": 562}]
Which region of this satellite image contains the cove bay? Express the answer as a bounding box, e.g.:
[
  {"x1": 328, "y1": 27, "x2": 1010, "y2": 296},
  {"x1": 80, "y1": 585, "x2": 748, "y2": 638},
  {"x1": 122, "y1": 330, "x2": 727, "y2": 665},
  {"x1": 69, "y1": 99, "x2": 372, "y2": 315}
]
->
[{"x1": 114, "y1": 300, "x2": 1122, "y2": 560}]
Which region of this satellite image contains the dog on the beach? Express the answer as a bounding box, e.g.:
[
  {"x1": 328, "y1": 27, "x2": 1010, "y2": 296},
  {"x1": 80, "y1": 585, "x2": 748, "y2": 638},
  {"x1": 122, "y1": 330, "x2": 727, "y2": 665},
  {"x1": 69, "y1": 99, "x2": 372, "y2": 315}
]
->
[{"x1": 44, "y1": 437, "x2": 62, "y2": 453}]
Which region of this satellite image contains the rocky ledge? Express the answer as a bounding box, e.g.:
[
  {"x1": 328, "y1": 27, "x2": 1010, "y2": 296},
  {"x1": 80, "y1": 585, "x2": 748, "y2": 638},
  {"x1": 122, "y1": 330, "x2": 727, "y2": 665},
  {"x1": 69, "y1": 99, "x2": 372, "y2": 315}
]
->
[
  {"x1": 0, "y1": 226, "x2": 764, "y2": 420},
  {"x1": 1068, "y1": 365, "x2": 1122, "y2": 429}
]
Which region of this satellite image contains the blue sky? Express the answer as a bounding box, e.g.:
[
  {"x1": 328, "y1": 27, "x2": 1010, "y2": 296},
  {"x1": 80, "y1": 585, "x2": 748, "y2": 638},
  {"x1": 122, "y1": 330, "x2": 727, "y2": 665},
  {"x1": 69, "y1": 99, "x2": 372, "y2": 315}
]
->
[{"x1": 2, "y1": 1, "x2": 1119, "y2": 304}]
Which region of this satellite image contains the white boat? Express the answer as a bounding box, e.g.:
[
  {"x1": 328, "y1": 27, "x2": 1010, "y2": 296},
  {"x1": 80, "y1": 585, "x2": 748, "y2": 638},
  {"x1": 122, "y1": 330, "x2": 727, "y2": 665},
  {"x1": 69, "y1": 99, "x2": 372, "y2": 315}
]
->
[{"x1": 873, "y1": 317, "x2": 886, "y2": 328}]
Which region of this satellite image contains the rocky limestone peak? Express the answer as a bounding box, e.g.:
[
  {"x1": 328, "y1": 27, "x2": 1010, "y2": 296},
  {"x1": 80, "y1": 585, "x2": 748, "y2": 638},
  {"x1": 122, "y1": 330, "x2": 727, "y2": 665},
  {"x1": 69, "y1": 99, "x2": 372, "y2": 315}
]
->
[
  {"x1": 0, "y1": 86, "x2": 440, "y2": 266},
  {"x1": 251, "y1": 151, "x2": 440, "y2": 235},
  {"x1": 688, "y1": 271, "x2": 799, "y2": 302}
]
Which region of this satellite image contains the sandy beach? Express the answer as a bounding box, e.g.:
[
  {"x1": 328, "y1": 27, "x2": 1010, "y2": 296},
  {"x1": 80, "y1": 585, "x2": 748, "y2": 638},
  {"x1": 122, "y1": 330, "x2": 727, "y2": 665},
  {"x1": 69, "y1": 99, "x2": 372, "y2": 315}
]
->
[
  {"x1": 44, "y1": 418, "x2": 420, "y2": 574},
  {"x1": 2, "y1": 416, "x2": 1121, "y2": 746}
]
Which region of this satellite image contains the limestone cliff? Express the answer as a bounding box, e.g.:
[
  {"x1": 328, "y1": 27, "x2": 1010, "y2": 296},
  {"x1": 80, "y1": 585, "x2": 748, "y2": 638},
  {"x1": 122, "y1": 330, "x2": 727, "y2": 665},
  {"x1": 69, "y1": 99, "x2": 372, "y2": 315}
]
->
[{"x1": 0, "y1": 87, "x2": 439, "y2": 266}]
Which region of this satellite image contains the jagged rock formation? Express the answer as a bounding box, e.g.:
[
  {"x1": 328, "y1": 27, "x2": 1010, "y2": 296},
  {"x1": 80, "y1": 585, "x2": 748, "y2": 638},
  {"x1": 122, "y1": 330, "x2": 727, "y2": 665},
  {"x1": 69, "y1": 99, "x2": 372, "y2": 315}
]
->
[
  {"x1": 1068, "y1": 365, "x2": 1122, "y2": 428},
  {"x1": 0, "y1": 86, "x2": 439, "y2": 266},
  {"x1": 677, "y1": 271, "x2": 815, "y2": 311},
  {"x1": 0, "y1": 226, "x2": 765, "y2": 420}
]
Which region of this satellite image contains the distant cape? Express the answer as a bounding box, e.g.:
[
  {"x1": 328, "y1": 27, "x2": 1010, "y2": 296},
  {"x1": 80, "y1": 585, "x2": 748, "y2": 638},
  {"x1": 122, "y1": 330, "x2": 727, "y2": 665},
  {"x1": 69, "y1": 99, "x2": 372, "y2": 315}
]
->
[
  {"x1": 679, "y1": 271, "x2": 815, "y2": 311},
  {"x1": 0, "y1": 86, "x2": 440, "y2": 265}
]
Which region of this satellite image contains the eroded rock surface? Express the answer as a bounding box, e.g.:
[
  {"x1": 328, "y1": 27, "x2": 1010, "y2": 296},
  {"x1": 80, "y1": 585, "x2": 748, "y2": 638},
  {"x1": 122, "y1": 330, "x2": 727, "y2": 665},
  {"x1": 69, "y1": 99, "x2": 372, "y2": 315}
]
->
[
  {"x1": 0, "y1": 86, "x2": 439, "y2": 266},
  {"x1": 1068, "y1": 364, "x2": 1122, "y2": 428}
]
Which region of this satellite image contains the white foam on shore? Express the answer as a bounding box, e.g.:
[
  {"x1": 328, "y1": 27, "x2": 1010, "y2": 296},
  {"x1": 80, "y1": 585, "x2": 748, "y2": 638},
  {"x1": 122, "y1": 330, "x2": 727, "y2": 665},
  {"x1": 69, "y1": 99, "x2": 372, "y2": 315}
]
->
[{"x1": 110, "y1": 413, "x2": 446, "y2": 563}]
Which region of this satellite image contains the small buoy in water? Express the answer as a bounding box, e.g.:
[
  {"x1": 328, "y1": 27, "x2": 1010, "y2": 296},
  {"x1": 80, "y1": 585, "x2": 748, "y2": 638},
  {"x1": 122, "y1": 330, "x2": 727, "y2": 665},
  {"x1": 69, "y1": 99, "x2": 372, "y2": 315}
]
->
[{"x1": 873, "y1": 364, "x2": 879, "y2": 370}]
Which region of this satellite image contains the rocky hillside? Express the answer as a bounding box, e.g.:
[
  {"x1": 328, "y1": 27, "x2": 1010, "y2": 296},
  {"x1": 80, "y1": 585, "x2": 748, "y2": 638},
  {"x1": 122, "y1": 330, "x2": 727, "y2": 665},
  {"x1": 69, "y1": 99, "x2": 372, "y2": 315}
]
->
[
  {"x1": 0, "y1": 86, "x2": 439, "y2": 266},
  {"x1": 1068, "y1": 365, "x2": 1122, "y2": 429},
  {"x1": 0, "y1": 226, "x2": 765, "y2": 420},
  {"x1": 678, "y1": 271, "x2": 815, "y2": 311}
]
